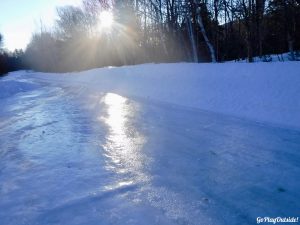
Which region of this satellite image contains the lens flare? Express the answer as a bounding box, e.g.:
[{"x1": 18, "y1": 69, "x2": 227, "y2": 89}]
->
[{"x1": 98, "y1": 11, "x2": 113, "y2": 29}]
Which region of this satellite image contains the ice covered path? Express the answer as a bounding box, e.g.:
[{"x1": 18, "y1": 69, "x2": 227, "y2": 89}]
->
[{"x1": 0, "y1": 73, "x2": 299, "y2": 225}]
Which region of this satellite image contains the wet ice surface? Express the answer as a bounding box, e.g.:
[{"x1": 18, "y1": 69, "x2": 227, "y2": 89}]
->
[{"x1": 0, "y1": 76, "x2": 299, "y2": 225}]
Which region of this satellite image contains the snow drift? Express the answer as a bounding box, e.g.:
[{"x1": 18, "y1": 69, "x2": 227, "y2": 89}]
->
[{"x1": 14, "y1": 62, "x2": 300, "y2": 129}]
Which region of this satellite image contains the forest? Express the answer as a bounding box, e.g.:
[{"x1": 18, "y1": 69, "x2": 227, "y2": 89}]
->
[
  {"x1": 0, "y1": 34, "x2": 26, "y2": 75},
  {"x1": 1, "y1": 0, "x2": 300, "y2": 74}
]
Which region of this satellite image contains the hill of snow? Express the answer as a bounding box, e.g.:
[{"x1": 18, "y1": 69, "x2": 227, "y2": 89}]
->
[
  {"x1": 6, "y1": 62, "x2": 300, "y2": 129},
  {"x1": 22, "y1": 62, "x2": 300, "y2": 128}
]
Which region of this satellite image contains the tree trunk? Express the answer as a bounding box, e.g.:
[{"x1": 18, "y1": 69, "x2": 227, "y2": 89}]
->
[
  {"x1": 288, "y1": 33, "x2": 295, "y2": 60},
  {"x1": 194, "y1": 1, "x2": 216, "y2": 62},
  {"x1": 186, "y1": 16, "x2": 198, "y2": 62}
]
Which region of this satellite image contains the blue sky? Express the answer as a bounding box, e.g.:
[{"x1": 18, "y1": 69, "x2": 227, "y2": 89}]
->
[{"x1": 0, "y1": 0, "x2": 81, "y2": 51}]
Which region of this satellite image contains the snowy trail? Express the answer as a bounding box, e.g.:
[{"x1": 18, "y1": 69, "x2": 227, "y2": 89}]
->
[{"x1": 0, "y1": 74, "x2": 300, "y2": 225}]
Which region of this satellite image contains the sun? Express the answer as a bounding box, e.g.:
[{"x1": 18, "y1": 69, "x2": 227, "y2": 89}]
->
[{"x1": 98, "y1": 11, "x2": 114, "y2": 29}]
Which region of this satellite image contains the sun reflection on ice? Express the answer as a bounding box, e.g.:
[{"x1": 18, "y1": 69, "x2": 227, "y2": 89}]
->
[{"x1": 100, "y1": 93, "x2": 149, "y2": 189}]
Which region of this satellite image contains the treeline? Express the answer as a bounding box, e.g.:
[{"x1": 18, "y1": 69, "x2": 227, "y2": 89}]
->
[
  {"x1": 9, "y1": 0, "x2": 300, "y2": 72},
  {"x1": 0, "y1": 34, "x2": 26, "y2": 75}
]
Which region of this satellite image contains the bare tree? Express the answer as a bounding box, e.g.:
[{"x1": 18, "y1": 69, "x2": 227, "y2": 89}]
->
[{"x1": 194, "y1": 0, "x2": 217, "y2": 62}]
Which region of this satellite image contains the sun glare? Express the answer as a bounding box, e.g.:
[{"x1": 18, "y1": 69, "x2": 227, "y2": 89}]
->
[{"x1": 98, "y1": 11, "x2": 114, "y2": 29}]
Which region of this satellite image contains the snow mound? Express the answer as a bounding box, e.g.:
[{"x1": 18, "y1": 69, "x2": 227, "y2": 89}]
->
[{"x1": 24, "y1": 62, "x2": 300, "y2": 129}]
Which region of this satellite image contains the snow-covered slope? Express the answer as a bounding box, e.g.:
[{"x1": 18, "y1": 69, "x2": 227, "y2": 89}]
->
[{"x1": 22, "y1": 62, "x2": 300, "y2": 130}]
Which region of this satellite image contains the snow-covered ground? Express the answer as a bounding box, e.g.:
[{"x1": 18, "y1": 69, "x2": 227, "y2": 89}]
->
[{"x1": 0, "y1": 63, "x2": 300, "y2": 225}]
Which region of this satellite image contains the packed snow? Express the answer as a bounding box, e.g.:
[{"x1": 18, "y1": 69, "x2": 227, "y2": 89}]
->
[{"x1": 0, "y1": 63, "x2": 300, "y2": 225}]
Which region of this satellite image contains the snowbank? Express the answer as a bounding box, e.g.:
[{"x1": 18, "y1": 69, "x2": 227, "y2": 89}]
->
[{"x1": 25, "y1": 62, "x2": 300, "y2": 129}]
